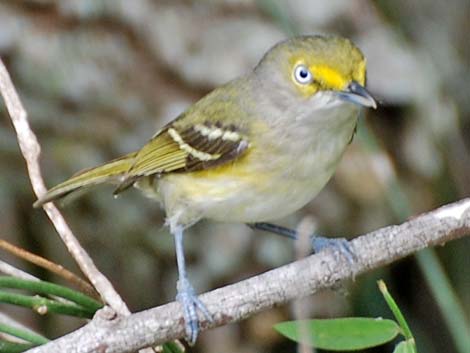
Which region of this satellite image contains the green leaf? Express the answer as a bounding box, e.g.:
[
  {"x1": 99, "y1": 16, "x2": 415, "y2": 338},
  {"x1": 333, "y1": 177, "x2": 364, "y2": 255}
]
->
[
  {"x1": 394, "y1": 339, "x2": 417, "y2": 353},
  {"x1": 0, "y1": 340, "x2": 35, "y2": 353},
  {"x1": 0, "y1": 323, "x2": 48, "y2": 345},
  {"x1": 0, "y1": 290, "x2": 95, "y2": 318},
  {"x1": 378, "y1": 280, "x2": 413, "y2": 339},
  {"x1": 0, "y1": 276, "x2": 102, "y2": 312},
  {"x1": 274, "y1": 318, "x2": 400, "y2": 351},
  {"x1": 161, "y1": 341, "x2": 185, "y2": 353}
]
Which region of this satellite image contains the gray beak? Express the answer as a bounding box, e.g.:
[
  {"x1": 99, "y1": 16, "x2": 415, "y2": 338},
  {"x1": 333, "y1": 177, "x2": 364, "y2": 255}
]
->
[{"x1": 338, "y1": 81, "x2": 377, "y2": 109}]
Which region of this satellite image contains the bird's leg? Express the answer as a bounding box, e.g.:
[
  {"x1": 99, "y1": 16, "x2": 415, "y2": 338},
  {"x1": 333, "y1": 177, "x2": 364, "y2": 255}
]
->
[
  {"x1": 248, "y1": 222, "x2": 298, "y2": 240},
  {"x1": 248, "y1": 222, "x2": 355, "y2": 263},
  {"x1": 173, "y1": 225, "x2": 212, "y2": 345}
]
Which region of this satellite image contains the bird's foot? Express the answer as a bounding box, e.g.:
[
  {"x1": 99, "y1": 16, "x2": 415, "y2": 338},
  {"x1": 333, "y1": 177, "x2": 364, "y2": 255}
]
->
[
  {"x1": 176, "y1": 277, "x2": 212, "y2": 345},
  {"x1": 311, "y1": 236, "x2": 355, "y2": 264}
]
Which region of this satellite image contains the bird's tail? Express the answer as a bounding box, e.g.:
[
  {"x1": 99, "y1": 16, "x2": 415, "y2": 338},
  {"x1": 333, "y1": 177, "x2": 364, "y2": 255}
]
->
[{"x1": 33, "y1": 152, "x2": 137, "y2": 208}]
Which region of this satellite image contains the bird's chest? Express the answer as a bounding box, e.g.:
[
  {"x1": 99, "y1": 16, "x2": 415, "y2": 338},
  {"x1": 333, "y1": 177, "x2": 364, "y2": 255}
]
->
[
  {"x1": 250, "y1": 106, "x2": 359, "y2": 217},
  {"x1": 272, "y1": 105, "x2": 358, "y2": 182},
  {"x1": 158, "y1": 105, "x2": 359, "y2": 224}
]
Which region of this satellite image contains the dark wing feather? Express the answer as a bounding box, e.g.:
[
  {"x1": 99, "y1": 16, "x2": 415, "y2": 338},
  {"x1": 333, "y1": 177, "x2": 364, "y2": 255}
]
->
[{"x1": 114, "y1": 122, "x2": 249, "y2": 193}]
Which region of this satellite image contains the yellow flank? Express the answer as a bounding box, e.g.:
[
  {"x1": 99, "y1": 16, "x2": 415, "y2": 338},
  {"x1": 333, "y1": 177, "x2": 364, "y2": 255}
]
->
[
  {"x1": 172, "y1": 150, "x2": 265, "y2": 199},
  {"x1": 312, "y1": 65, "x2": 348, "y2": 90}
]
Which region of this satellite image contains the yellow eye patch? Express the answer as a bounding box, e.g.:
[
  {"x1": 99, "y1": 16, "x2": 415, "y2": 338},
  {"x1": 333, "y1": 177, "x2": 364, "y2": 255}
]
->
[{"x1": 311, "y1": 65, "x2": 348, "y2": 90}]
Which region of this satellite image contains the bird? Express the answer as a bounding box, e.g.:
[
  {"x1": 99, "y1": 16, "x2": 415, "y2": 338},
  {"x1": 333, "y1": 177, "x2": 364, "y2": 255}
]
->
[{"x1": 34, "y1": 35, "x2": 376, "y2": 344}]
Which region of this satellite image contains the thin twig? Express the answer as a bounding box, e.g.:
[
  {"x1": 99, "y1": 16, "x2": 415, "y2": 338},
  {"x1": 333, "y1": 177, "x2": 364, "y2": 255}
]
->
[
  {"x1": 24, "y1": 198, "x2": 470, "y2": 353},
  {"x1": 0, "y1": 260, "x2": 38, "y2": 281},
  {"x1": 0, "y1": 239, "x2": 99, "y2": 299},
  {"x1": 0, "y1": 57, "x2": 128, "y2": 316}
]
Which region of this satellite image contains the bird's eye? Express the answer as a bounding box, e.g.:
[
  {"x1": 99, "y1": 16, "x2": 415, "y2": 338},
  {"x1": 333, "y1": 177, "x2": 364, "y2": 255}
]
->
[{"x1": 293, "y1": 65, "x2": 313, "y2": 85}]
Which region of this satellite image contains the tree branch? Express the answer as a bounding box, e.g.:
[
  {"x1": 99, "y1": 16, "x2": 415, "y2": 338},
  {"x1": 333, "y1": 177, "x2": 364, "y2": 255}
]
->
[{"x1": 25, "y1": 198, "x2": 470, "y2": 353}]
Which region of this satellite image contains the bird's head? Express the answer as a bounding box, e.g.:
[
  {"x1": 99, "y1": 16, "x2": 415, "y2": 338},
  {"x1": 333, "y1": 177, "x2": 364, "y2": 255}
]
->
[{"x1": 254, "y1": 35, "x2": 376, "y2": 110}]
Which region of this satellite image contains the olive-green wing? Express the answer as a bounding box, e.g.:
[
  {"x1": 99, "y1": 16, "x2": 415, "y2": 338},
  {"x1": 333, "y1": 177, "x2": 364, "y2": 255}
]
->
[
  {"x1": 114, "y1": 121, "x2": 250, "y2": 193},
  {"x1": 34, "y1": 121, "x2": 249, "y2": 205}
]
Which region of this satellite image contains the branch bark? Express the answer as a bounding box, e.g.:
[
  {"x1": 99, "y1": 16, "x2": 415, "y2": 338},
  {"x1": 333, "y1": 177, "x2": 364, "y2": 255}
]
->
[{"x1": 25, "y1": 198, "x2": 470, "y2": 353}]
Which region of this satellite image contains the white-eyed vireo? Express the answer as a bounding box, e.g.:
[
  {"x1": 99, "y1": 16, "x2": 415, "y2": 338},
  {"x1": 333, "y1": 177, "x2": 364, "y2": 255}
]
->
[{"x1": 34, "y1": 35, "x2": 376, "y2": 344}]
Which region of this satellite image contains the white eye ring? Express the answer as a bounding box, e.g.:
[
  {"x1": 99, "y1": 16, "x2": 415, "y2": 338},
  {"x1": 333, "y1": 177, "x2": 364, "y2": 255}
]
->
[{"x1": 293, "y1": 65, "x2": 313, "y2": 85}]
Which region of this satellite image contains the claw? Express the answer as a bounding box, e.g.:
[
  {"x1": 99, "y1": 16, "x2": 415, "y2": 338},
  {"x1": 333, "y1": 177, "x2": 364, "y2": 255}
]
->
[
  {"x1": 176, "y1": 277, "x2": 213, "y2": 345},
  {"x1": 311, "y1": 236, "x2": 356, "y2": 264}
]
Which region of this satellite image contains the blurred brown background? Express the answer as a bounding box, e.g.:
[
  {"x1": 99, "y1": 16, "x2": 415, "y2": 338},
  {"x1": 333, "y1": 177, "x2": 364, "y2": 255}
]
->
[{"x1": 0, "y1": 1, "x2": 469, "y2": 352}]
